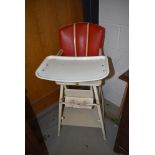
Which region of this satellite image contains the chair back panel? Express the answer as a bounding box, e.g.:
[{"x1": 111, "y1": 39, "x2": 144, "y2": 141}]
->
[{"x1": 59, "y1": 23, "x2": 105, "y2": 56}]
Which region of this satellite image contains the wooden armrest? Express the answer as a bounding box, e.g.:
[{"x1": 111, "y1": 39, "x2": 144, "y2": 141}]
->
[
  {"x1": 56, "y1": 49, "x2": 63, "y2": 56},
  {"x1": 99, "y1": 48, "x2": 103, "y2": 56}
]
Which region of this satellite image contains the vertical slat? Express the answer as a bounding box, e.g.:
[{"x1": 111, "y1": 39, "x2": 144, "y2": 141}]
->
[
  {"x1": 73, "y1": 24, "x2": 77, "y2": 56},
  {"x1": 85, "y1": 23, "x2": 89, "y2": 56}
]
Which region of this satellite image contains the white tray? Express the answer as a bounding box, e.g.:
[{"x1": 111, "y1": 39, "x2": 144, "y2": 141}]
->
[{"x1": 35, "y1": 56, "x2": 109, "y2": 82}]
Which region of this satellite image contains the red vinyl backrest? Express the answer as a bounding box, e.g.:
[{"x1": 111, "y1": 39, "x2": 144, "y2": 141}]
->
[{"x1": 59, "y1": 23, "x2": 105, "y2": 56}]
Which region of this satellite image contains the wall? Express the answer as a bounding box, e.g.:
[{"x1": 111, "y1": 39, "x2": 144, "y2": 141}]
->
[
  {"x1": 26, "y1": 0, "x2": 83, "y2": 113},
  {"x1": 99, "y1": 0, "x2": 129, "y2": 106}
]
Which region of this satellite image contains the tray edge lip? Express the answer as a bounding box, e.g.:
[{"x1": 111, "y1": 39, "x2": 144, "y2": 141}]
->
[{"x1": 35, "y1": 55, "x2": 110, "y2": 82}]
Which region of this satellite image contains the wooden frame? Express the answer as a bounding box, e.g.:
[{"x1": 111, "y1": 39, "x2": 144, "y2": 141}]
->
[{"x1": 57, "y1": 82, "x2": 106, "y2": 140}]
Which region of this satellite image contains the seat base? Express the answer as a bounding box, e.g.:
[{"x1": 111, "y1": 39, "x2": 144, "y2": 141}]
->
[
  {"x1": 64, "y1": 88, "x2": 94, "y2": 109},
  {"x1": 56, "y1": 80, "x2": 102, "y2": 86}
]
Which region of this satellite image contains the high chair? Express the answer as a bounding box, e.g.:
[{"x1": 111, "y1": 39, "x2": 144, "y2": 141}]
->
[{"x1": 36, "y1": 23, "x2": 109, "y2": 140}]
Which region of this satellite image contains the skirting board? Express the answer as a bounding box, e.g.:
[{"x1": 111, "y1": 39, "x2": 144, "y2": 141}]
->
[
  {"x1": 104, "y1": 99, "x2": 120, "y2": 123},
  {"x1": 31, "y1": 88, "x2": 59, "y2": 114}
]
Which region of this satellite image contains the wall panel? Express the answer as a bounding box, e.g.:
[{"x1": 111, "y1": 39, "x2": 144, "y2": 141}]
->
[{"x1": 26, "y1": 0, "x2": 83, "y2": 113}]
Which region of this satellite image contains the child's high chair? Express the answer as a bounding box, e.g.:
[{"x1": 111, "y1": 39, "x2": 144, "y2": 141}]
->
[{"x1": 36, "y1": 23, "x2": 109, "y2": 140}]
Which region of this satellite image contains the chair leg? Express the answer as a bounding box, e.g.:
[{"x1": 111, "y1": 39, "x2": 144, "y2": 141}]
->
[
  {"x1": 93, "y1": 86, "x2": 106, "y2": 140},
  {"x1": 58, "y1": 103, "x2": 62, "y2": 136},
  {"x1": 58, "y1": 85, "x2": 64, "y2": 136},
  {"x1": 97, "y1": 104, "x2": 106, "y2": 140},
  {"x1": 99, "y1": 86, "x2": 105, "y2": 115}
]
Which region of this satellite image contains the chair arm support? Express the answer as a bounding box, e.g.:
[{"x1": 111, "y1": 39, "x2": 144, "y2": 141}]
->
[
  {"x1": 99, "y1": 48, "x2": 104, "y2": 56},
  {"x1": 56, "y1": 49, "x2": 64, "y2": 56}
]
